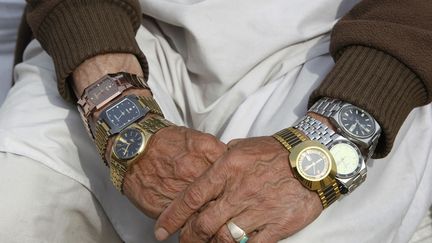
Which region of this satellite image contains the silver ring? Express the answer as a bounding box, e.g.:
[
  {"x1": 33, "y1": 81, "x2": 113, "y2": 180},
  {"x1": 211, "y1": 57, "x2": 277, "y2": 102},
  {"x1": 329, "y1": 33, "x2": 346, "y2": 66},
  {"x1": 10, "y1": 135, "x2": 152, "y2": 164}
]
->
[{"x1": 227, "y1": 221, "x2": 249, "y2": 243}]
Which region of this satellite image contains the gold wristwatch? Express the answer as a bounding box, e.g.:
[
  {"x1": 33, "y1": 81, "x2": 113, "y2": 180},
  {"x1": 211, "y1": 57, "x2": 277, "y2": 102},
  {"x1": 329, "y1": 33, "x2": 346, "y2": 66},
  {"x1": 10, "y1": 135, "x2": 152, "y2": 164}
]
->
[
  {"x1": 273, "y1": 127, "x2": 340, "y2": 209},
  {"x1": 109, "y1": 117, "x2": 174, "y2": 192},
  {"x1": 93, "y1": 95, "x2": 164, "y2": 165}
]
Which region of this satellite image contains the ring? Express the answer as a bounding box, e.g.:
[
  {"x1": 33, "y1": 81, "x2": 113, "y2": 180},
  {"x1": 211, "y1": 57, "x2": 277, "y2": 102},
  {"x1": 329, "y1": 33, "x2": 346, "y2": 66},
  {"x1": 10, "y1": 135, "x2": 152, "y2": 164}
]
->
[{"x1": 227, "y1": 221, "x2": 249, "y2": 243}]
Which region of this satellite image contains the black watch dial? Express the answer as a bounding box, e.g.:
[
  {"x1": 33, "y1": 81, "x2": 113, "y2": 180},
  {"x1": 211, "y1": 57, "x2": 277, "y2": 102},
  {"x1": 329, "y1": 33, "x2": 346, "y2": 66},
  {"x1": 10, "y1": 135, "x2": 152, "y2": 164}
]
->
[
  {"x1": 114, "y1": 127, "x2": 145, "y2": 160},
  {"x1": 297, "y1": 148, "x2": 331, "y2": 181},
  {"x1": 88, "y1": 78, "x2": 117, "y2": 106},
  {"x1": 339, "y1": 106, "x2": 375, "y2": 138},
  {"x1": 105, "y1": 97, "x2": 144, "y2": 130}
]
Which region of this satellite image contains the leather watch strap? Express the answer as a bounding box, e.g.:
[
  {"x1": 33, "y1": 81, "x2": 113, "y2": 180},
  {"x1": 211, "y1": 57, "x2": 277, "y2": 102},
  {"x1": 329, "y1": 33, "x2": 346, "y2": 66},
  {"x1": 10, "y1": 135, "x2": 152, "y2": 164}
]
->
[{"x1": 273, "y1": 127, "x2": 340, "y2": 209}]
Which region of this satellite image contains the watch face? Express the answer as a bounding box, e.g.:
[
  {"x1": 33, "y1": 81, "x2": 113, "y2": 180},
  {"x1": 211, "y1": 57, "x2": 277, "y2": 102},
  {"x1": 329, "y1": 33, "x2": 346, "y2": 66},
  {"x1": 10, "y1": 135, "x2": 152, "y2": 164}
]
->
[
  {"x1": 105, "y1": 97, "x2": 143, "y2": 129},
  {"x1": 114, "y1": 127, "x2": 145, "y2": 160},
  {"x1": 88, "y1": 78, "x2": 118, "y2": 105},
  {"x1": 297, "y1": 148, "x2": 331, "y2": 181},
  {"x1": 330, "y1": 142, "x2": 361, "y2": 178},
  {"x1": 339, "y1": 106, "x2": 375, "y2": 138}
]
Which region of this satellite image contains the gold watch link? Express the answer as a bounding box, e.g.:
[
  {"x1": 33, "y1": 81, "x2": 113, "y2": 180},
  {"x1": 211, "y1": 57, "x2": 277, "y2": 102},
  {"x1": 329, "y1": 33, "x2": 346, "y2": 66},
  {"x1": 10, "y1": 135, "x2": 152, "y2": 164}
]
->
[
  {"x1": 138, "y1": 116, "x2": 175, "y2": 133},
  {"x1": 110, "y1": 117, "x2": 174, "y2": 192},
  {"x1": 273, "y1": 127, "x2": 341, "y2": 209},
  {"x1": 136, "y1": 96, "x2": 164, "y2": 117},
  {"x1": 109, "y1": 126, "x2": 153, "y2": 192},
  {"x1": 94, "y1": 120, "x2": 111, "y2": 166},
  {"x1": 93, "y1": 96, "x2": 164, "y2": 166}
]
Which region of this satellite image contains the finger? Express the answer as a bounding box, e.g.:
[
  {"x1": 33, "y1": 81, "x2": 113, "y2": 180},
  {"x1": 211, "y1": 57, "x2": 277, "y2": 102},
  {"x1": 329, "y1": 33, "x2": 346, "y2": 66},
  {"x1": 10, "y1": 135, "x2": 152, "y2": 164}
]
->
[
  {"x1": 199, "y1": 133, "x2": 228, "y2": 163},
  {"x1": 210, "y1": 226, "x2": 234, "y2": 243},
  {"x1": 154, "y1": 164, "x2": 227, "y2": 241},
  {"x1": 248, "y1": 227, "x2": 280, "y2": 243},
  {"x1": 227, "y1": 138, "x2": 244, "y2": 149},
  {"x1": 212, "y1": 213, "x2": 263, "y2": 243},
  {"x1": 180, "y1": 196, "x2": 239, "y2": 243}
]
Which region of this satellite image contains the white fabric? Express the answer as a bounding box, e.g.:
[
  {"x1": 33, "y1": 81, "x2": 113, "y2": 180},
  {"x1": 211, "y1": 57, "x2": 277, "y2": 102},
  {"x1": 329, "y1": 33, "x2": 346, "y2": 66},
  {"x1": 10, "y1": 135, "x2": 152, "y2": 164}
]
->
[
  {"x1": 138, "y1": 0, "x2": 360, "y2": 134},
  {"x1": 0, "y1": 152, "x2": 122, "y2": 243},
  {"x1": 0, "y1": 0, "x2": 25, "y2": 105},
  {"x1": 0, "y1": 0, "x2": 431, "y2": 242}
]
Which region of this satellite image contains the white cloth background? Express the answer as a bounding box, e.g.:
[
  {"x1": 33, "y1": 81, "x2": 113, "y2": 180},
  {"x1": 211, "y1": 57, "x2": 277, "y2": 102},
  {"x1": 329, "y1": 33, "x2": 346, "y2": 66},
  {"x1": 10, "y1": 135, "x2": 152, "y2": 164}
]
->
[
  {"x1": 0, "y1": 0, "x2": 25, "y2": 105},
  {"x1": 0, "y1": 0, "x2": 431, "y2": 242}
]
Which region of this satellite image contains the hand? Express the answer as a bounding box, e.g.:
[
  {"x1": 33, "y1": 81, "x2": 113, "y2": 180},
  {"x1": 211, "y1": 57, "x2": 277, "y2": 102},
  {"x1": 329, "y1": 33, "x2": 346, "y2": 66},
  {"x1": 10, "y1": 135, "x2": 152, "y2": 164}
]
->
[
  {"x1": 154, "y1": 137, "x2": 323, "y2": 243},
  {"x1": 121, "y1": 126, "x2": 227, "y2": 219}
]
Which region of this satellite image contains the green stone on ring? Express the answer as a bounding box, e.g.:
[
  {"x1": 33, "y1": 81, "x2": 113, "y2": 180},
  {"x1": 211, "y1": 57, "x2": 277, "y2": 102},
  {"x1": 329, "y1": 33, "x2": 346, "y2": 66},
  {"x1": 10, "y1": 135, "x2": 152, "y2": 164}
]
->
[{"x1": 239, "y1": 236, "x2": 249, "y2": 243}]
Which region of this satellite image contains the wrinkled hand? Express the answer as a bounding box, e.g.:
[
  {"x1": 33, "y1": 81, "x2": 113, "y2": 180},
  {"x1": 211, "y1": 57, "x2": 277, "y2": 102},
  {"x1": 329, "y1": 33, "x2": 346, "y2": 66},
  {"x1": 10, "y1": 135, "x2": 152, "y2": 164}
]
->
[
  {"x1": 154, "y1": 137, "x2": 323, "y2": 243},
  {"x1": 120, "y1": 126, "x2": 227, "y2": 218}
]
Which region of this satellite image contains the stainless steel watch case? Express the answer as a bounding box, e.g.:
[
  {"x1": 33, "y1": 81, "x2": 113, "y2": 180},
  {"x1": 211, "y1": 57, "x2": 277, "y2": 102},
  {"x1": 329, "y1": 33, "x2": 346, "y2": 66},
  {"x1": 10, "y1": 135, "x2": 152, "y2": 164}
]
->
[
  {"x1": 333, "y1": 104, "x2": 381, "y2": 151},
  {"x1": 310, "y1": 98, "x2": 381, "y2": 159},
  {"x1": 329, "y1": 136, "x2": 367, "y2": 194},
  {"x1": 295, "y1": 115, "x2": 367, "y2": 194}
]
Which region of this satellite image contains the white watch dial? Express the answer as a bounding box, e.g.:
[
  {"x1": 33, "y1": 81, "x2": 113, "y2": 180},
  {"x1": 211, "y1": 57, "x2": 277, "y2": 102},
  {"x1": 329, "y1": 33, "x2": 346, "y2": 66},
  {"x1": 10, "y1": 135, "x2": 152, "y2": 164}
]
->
[{"x1": 330, "y1": 142, "x2": 360, "y2": 177}]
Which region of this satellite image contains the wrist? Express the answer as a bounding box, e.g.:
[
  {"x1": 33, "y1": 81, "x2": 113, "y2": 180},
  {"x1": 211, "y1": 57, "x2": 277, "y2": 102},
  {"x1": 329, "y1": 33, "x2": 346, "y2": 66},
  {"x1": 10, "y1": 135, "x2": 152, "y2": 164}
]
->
[
  {"x1": 90, "y1": 88, "x2": 153, "y2": 123},
  {"x1": 72, "y1": 53, "x2": 144, "y2": 98}
]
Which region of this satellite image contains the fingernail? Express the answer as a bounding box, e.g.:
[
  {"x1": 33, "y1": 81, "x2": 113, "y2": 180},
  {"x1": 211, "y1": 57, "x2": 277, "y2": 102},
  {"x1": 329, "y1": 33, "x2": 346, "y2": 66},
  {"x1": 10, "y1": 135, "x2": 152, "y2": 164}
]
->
[{"x1": 155, "y1": 228, "x2": 169, "y2": 241}]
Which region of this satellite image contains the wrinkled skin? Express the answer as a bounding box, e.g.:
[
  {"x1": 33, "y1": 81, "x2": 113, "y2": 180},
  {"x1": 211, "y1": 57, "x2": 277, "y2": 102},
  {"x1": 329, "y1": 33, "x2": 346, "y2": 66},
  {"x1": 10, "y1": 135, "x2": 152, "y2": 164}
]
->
[
  {"x1": 121, "y1": 126, "x2": 227, "y2": 219},
  {"x1": 155, "y1": 137, "x2": 323, "y2": 243}
]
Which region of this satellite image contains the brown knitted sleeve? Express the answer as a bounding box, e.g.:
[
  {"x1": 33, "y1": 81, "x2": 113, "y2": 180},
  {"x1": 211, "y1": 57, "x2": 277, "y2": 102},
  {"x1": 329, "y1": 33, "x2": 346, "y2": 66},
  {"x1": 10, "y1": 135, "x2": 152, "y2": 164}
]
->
[
  {"x1": 310, "y1": 0, "x2": 432, "y2": 158},
  {"x1": 25, "y1": 0, "x2": 148, "y2": 101}
]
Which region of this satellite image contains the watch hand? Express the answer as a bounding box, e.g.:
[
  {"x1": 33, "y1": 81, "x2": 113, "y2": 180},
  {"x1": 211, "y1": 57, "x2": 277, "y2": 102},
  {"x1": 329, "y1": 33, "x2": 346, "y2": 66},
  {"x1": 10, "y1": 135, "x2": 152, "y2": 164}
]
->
[
  {"x1": 123, "y1": 143, "x2": 131, "y2": 156},
  {"x1": 349, "y1": 122, "x2": 357, "y2": 132},
  {"x1": 119, "y1": 137, "x2": 130, "y2": 145},
  {"x1": 304, "y1": 161, "x2": 317, "y2": 172},
  {"x1": 358, "y1": 122, "x2": 371, "y2": 132}
]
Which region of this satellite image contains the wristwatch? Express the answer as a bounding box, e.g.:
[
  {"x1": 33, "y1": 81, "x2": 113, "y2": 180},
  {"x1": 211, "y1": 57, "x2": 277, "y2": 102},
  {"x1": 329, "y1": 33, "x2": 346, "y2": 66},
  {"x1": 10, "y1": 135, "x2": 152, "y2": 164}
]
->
[
  {"x1": 309, "y1": 97, "x2": 381, "y2": 159},
  {"x1": 295, "y1": 115, "x2": 367, "y2": 194},
  {"x1": 93, "y1": 95, "x2": 164, "y2": 165},
  {"x1": 77, "y1": 72, "x2": 149, "y2": 139},
  {"x1": 110, "y1": 117, "x2": 174, "y2": 192},
  {"x1": 273, "y1": 127, "x2": 340, "y2": 209}
]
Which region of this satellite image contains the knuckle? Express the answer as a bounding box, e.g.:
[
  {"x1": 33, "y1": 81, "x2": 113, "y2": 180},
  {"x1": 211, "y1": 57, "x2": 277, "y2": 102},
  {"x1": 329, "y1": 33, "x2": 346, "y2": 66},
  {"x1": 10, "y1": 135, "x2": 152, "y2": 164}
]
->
[
  {"x1": 184, "y1": 187, "x2": 205, "y2": 210},
  {"x1": 214, "y1": 230, "x2": 233, "y2": 243},
  {"x1": 194, "y1": 224, "x2": 213, "y2": 241},
  {"x1": 194, "y1": 215, "x2": 216, "y2": 239},
  {"x1": 227, "y1": 138, "x2": 243, "y2": 148}
]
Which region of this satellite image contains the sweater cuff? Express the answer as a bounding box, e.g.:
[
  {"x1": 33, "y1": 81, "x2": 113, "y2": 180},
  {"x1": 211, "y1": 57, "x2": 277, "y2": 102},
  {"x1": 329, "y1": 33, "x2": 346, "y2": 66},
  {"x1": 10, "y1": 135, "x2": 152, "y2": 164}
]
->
[
  {"x1": 35, "y1": 0, "x2": 148, "y2": 101},
  {"x1": 309, "y1": 46, "x2": 428, "y2": 158}
]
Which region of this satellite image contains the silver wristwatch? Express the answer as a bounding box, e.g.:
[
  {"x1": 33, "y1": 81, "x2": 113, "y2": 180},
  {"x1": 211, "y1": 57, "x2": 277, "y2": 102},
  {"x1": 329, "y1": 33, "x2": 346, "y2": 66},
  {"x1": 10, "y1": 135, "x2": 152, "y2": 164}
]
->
[
  {"x1": 309, "y1": 98, "x2": 381, "y2": 159},
  {"x1": 295, "y1": 115, "x2": 367, "y2": 194}
]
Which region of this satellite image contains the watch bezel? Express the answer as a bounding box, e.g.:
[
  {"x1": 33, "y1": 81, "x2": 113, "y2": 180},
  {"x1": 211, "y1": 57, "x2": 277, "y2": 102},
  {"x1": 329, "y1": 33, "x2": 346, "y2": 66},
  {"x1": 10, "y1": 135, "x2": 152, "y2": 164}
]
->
[
  {"x1": 100, "y1": 95, "x2": 150, "y2": 135},
  {"x1": 329, "y1": 140, "x2": 363, "y2": 179},
  {"x1": 289, "y1": 140, "x2": 337, "y2": 191},
  {"x1": 113, "y1": 126, "x2": 147, "y2": 160},
  {"x1": 338, "y1": 105, "x2": 376, "y2": 139}
]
